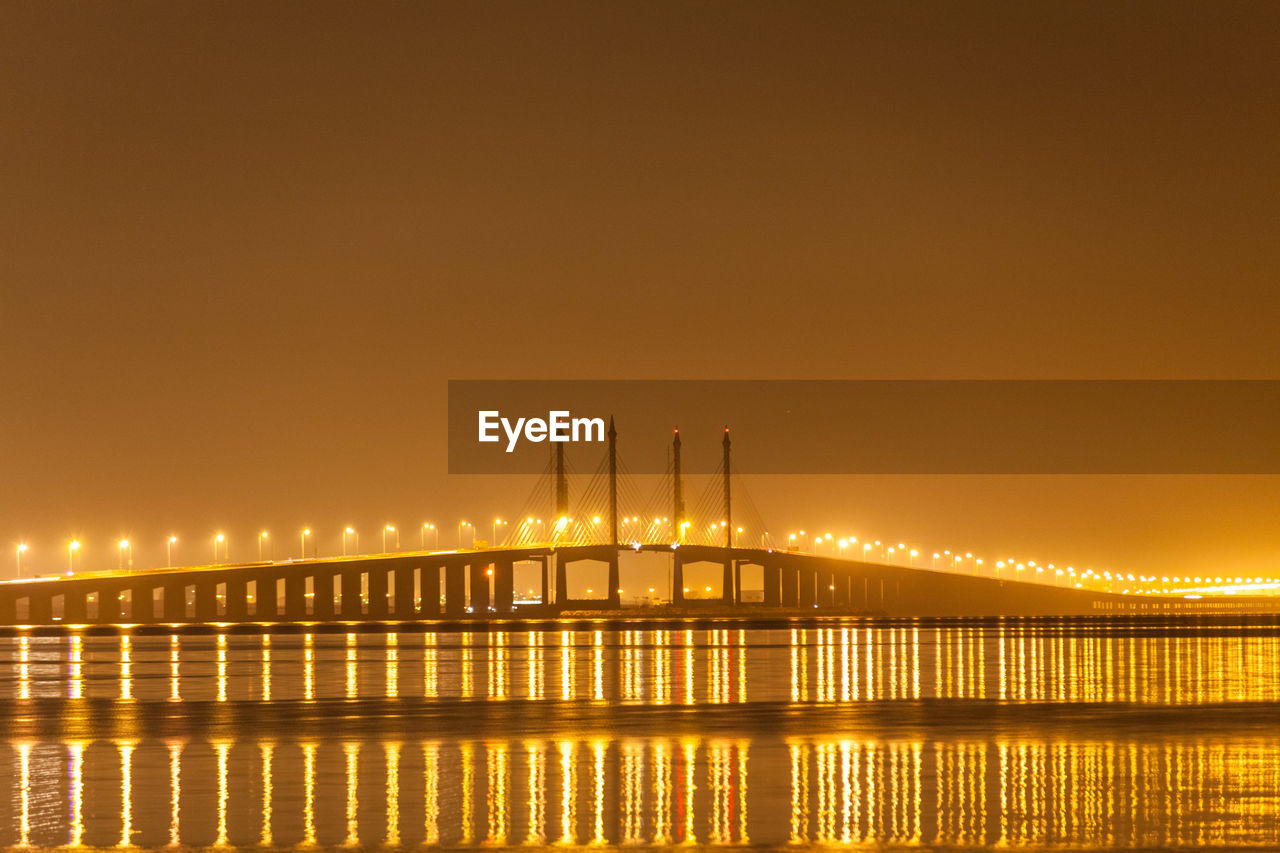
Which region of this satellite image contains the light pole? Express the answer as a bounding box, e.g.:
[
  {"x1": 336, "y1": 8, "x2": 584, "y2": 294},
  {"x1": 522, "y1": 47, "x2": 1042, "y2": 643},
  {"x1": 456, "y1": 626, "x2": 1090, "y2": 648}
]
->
[
  {"x1": 259, "y1": 531, "x2": 270, "y2": 562},
  {"x1": 383, "y1": 525, "x2": 398, "y2": 552},
  {"x1": 118, "y1": 539, "x2": 132, "y2": 572},
  {"x1": 213, "y1": 533, "x2": 225, "y2": 564},
  {"x1": 300, "y1": 528, "x2": 312, "y2": 559},
  {"x1": 15, "y1": 543, "x2": 26, "y2": 578},
  {"x1": 167, "y1": 536, "x2": 177, "y2": 568},
  {"x1": 458, "y1": 521, "x2": 472, "y2": 548},
  {"x1": 492, "y1": 519, "x2": 506, "y2": 546},
  {"x1": 68, "y1": 540, "x2": 80, "y2": 574},
  {"x1": 344, "y1": 527, "x2": 357, "y2": 556},
  {"x1": 421, "y1": 523, "x2": 437, "y2": 550}
]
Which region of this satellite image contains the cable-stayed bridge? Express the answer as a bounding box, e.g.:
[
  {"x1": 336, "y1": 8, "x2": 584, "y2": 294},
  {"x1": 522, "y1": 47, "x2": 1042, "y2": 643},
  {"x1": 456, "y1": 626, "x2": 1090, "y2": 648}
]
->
[{"x1": 2, "y1": 424, "x2": 1277, "y2": 627}]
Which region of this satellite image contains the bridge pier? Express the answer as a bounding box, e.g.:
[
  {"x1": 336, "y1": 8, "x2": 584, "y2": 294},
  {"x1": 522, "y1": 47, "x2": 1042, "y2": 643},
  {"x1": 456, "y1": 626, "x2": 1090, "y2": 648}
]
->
[
  {"x1": 781, "y1": 564, "x2": 798, "y2": 607},
  {"x1": 368, "y1": 567, "x2": 389, "y2": 619},
  {"x1": 98, "y1": 582, "x2": 126, "y2": 622},
  {"x1": 820, "y1": 571, "x2": 837, "y2": 608},
  {"x1": 394, "y1": 564, "x2": 416, "y2": 618},
  {"x1": 419, "y1": 564, "x2": 441, "y2": 617},
  {"x1": 763, "y1": 564, "x2": 781, "y2": 606},
  {"x1": 64, "y1": 588, "x2": 87, "y2": 623},
  {"x1": 162, "y1": 581, "x2": 185, "y2": 622},
  {"x1": 226, "y1": 576, "x2": 248, "y2": 621},
  {"x1": 539, "y1": 556, "x2": 550, "y2": 606},
  {"x1": 444, "y1": 562, "x2": 466, "y2": 616},
  {"x1": 607, "y1": 555, "x2": 621, "y2": 609},
  {"x1": 131, "y1": 582, "x2": 156, "y2": 622},
  {"x1": 29, "y1": 591, "x2": 52, "y2": 624},
  {"x1": 340, "y1": 569, "x2": 363, "y2": 619},
  {"x1": 195, "y1": 581, "x2": 218, "y2": 622},
  {"x1": 721, "y1": 560, "x2": 735, "y2": 605},
  {"x1": 284, "y1": 574, "x2": 307, "y2": 621},
  {"x1": 798, "y1": 568, "x2": 817, "y2": 608},
  {"x1": 672, "y1": 554, "x2": 685, "y2": 605},
  {"x1": 469, "y1": 561, "x2": 491, "y2": 612},
  {"x1": 251, "y1": 573, "x2": 277, "y2": 621},
  {"x1": 311, "y1": 568, "x2": 335, "y2": 620},
  {"x1": 555, "y1": 555, "x2": 568, "y2": 608},
  {"x1": 494, "y1": 557, "x2": 514, "y2": 612}
]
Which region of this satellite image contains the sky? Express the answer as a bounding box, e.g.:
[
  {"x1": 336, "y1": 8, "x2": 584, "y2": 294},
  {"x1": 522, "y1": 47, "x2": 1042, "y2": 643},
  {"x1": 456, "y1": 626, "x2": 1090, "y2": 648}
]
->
[{"x1": 1, "y1": 1, "x2": 1278, "y2": 581}]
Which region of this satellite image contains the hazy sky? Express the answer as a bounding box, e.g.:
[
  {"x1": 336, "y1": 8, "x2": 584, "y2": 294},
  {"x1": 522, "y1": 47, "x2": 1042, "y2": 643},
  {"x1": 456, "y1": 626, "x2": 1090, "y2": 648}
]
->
[{"x1": 2, "y1": 2, "x2": 1278, "y2": 579}]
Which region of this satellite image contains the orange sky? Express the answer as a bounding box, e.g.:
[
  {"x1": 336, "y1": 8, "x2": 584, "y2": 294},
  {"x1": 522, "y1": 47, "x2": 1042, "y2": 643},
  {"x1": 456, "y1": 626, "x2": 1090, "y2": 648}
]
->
[{"x1": 2, "y1": 1, "x2": 1278, "y2": 578}]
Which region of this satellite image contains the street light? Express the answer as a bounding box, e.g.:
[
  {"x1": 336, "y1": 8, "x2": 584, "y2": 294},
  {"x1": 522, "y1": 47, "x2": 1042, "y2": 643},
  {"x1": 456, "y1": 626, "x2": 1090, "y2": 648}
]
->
[
  {"x1": 383, "y1": 525, "x2": 398, "y2": 553},
  {"x1": 259, "y1": 531, "x2": 271, "y2": 562},
  {"x1": 344, "y1": 527, "x2": 358, "y2": 556},
  {"x1": 118, "y1": 539, "x2": 132, "y2": 571},
  {"x1": 421, "y1": 522, "x2": 438, "y2": 550},
  {"x1": 493, "y1": 519, "x2": 507, "y2": 545},
  {"x1": 213, "y1": 533, "x2": 225, "y2": 564},
  {"x1": 300, "y1": 528, "x2": 312, "y2": 559},
  {"x1": 458, "y1": 521, "x2": 472, "y2": 548},
  {"x1": 15, "y1": 543, "x2": 27, "y2": 578},
  {"x1": 167, "y1": 536, "x2": 177, "y2": 568},
  {"x1": 68, "y1": 540, "x2": 80, "y2": 574}
]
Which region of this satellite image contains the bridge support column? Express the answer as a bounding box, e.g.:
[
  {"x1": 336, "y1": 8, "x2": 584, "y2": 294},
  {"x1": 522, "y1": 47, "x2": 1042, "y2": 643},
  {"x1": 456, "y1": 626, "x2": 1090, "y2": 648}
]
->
[
  {"x1": 721, "y1": 560, "x2": 735, "y2": 605},
  {"x1": 444, "y1": 562, "x2": 466, "y2": 616},
  {"x1": 284, "y1": 574, "x2": 308, "y2": 621},
  {"x1": 798, "y1": 568, "x2": 817, "y2": 608},
  {"x1": 607, "y1": 554, "x2": 620, "y2": 609},
  {"x1": 194, "y1": 581, "x2": 218, "y2": 622},
  {"x1": 226, "y1": 577, "x2": 248, "y2": 622},
  {"x1": 555, "y1": 555, "x2": 568, "y2": 609},
  {"x1": 781, "y1": 565, "x2": 798, "y2": 607},
  {"x1": 163, "y1": 581, "x2": 187, "y2": 622},
  {"x1": 820, "y1": 571, "x2": 836, "y2": 608},
  {"x1": 418, "y1": 564, "x2": 441, "y2": 617},
  {"x1": 253, "y1": 573, "x2": 278, "y2": 621},
  {"x1": 672, "y1": 554, "x2": 685, "y2": 605},
  {"x1": 341, "y1": 569, "x2": 363, "y2": 619},
  {"x1": 311, "y1": 569, "x2": 335, "y2": 620},
  {"x1": 368, "y1": 568, "x2": 389, "y2": 619},
  {"x1": 65, "y1": 588, "x2": 87, "y2": 624},
  {"x1": 395, "y1": 565, "x2": 416, "y2": 618},
  {"x1": 539, "y1": 556, "x2": 550, "y2": 606},
  {"x1": 131, "y1": 583, "x2": 157, "y2": 623},
  {"x1": 835, "y1": 574, "x2": 852, "y2": 608},
  {"x1": 469, "y1": 561, "x2": 491, "y2": 612},
  {"x1": 29, "y1": 591, "x2": 52, "y2": 625},
  {"x1": 763, "y1": 565, "x2": 781, "y2": 606},
  {"x1": 101, "y1": 583, "x2": 129, "y2": 622},
  {"x1": 494, "y1": 558, "x2": 514, "y2": 613}
]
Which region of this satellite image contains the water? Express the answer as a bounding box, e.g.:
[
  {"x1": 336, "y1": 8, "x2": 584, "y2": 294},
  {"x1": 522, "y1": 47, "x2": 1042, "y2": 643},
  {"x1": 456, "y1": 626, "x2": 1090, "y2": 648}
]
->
[{"x1": 3, "y1": 619, "x2": 1280, "y2": 849}]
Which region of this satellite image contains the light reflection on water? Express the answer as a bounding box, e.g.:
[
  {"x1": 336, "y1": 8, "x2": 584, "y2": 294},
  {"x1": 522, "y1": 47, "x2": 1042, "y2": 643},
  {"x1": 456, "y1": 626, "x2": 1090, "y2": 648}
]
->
[{"x1": 1, "y1": 620, "x2": 1279, "y2": 849}]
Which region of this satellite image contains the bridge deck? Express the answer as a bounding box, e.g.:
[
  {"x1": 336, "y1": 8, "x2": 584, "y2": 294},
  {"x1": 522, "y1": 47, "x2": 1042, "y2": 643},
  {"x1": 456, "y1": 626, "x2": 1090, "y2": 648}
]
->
[{"x1": 0, "y1": 545, "x2": 1273, "y2": 628}]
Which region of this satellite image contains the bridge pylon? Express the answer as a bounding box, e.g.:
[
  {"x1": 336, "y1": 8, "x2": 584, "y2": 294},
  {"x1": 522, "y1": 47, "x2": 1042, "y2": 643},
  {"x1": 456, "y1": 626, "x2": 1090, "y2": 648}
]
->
[
  {"x1": 554, "y1": 443, "x2": 568, "y2": 520},
  {"x1": 672, "y1": 427, "x2": 685, "y2": 542}
]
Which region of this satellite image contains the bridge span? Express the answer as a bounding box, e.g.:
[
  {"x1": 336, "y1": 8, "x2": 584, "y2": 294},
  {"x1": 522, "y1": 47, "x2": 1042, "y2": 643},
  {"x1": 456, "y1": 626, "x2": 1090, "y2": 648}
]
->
[{"x1": 0, "y1": 544, "x2": 1275, "y2": 629}]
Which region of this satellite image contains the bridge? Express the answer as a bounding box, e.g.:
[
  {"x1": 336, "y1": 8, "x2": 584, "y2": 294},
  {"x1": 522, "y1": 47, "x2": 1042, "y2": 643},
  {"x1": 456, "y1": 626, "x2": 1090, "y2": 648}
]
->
[{"x1": 3, "y1": 423, "x2": 1277, "y2": 627}]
